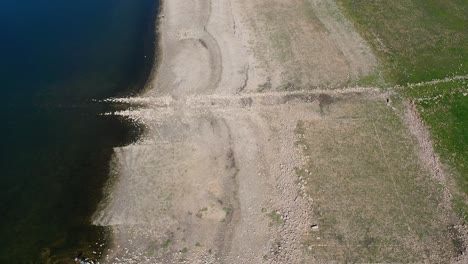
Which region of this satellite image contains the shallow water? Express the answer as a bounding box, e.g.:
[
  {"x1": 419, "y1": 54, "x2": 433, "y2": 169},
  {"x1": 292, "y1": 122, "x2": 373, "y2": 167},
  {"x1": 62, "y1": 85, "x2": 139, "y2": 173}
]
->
[{"x1": 0, "y1": 0, "x2": 157, "y2": 262}]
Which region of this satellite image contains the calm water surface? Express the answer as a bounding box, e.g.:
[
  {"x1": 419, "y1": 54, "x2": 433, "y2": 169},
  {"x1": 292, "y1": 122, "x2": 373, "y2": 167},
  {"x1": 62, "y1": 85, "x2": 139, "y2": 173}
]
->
[{"x1": 0, "y1": 0, "x2": 157, "y2": 262}]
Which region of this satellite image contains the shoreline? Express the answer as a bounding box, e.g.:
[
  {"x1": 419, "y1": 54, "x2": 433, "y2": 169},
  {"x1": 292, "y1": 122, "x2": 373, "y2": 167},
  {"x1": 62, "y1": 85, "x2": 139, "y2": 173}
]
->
[
  {"x1": 86, "y1": 0, "x2": 162, "y2": 260},
  {"x1": 92, "y1": 0, "x2": 464, "y2": 263},
  {"x1": 0, "y1": 0, "x2": 161, "y2": 262},
  {"x1": 140, "y1": 1, "x2": 164, "y2": 96},
  {"x1": 94, "y1": 1, "x2": 377, "y2": 263}
]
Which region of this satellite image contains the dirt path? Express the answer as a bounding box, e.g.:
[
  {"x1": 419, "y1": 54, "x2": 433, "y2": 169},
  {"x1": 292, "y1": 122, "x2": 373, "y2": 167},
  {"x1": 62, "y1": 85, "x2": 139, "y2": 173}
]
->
[{"x1": 89, "y1": 0, "x2": 460, "y2": 263}]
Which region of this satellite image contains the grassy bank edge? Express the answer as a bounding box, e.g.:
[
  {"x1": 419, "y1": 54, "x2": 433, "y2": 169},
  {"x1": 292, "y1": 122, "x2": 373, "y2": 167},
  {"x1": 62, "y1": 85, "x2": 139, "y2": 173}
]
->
[{"x1": 336, "y1": 0, "x2": 468, "y2": 222}]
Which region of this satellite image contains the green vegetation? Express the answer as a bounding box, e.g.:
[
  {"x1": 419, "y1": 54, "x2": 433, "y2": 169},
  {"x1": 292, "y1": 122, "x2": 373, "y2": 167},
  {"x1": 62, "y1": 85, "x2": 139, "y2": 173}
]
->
[
  {"x1": 223, "y1": 207, "x2": 232, "y2": 214},
  {"x1": 338, "y1": 0, "x2": 467, "y2": 84},
  {"x1": 162, "y1": 239, "x2": 171, "y2": 249},
  {"x1": 402, "y1": 79, "x2": 468, "y2": 220},
  {"x1": 298, "y1": 98, "x2": 458, "y2": 262},
  {"x1": 267, "y1": 210, "x2": 284, "y2": 225},
  {"x1": 338, "y1": 0, "x2": 467, "y2": 221}
]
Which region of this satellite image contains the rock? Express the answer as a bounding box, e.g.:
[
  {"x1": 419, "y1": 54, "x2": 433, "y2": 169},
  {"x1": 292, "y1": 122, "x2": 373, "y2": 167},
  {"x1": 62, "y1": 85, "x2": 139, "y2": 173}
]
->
[{"x1": 311, "y1": 224, "x2": 319, "y2": 231}]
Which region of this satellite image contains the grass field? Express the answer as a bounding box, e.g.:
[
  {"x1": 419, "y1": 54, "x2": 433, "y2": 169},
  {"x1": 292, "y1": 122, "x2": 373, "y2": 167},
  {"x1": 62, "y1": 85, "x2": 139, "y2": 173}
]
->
[
  {"x1": 338, "y1": 0, "x2": 467, "y2": 84},
  {"x1": 402, "y1": 79, "x2": 468, "y2": 221},
  {"x1": 296, "y1": 97, "x2": 460, "y2": 262},
  {"x1": 337, "y1": 0, "x2": 468, "y2": 221}
]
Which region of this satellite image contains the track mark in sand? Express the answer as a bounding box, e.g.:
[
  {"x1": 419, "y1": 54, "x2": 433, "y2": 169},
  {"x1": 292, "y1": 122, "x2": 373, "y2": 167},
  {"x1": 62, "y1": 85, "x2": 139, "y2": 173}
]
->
[
  {"x1": 228, "y1": 0, "x2": 237, "y2": 35},
  {"x1": 214, "y1": 118, "x2": 241, "y2": 260},
  {"x1": 198, "y1": 39, "x2": 208, "y2": 49},
  {"x1": 202, "y1": 0, "x2": 223, "y2": 92},
  {"x1": 237, "y1": 65, "x2": 250, "y2": 94}
]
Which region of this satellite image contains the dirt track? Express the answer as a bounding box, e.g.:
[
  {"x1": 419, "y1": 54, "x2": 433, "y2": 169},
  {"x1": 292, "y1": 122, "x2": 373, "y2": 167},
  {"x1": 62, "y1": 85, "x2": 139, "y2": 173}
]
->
[{"x1": 93, "y1": 0, "x2": 462, "y2": 263}]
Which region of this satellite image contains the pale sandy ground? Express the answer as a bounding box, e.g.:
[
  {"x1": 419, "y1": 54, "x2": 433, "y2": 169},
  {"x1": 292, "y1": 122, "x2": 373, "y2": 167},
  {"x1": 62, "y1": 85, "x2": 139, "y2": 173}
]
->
[{"x1": 92, "y1": 0, "x2": 465, "y2": 263}]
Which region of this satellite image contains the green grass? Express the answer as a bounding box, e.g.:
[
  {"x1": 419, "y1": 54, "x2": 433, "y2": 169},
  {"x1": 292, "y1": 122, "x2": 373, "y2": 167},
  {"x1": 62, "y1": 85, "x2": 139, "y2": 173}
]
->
[
  {"x1": 162, "y1": 239, "x2": 171, "y2": 249},
  {"x1": 338, "y1": 0, "x2": 467, "y2": 84},
  {"x1": 297, "y1": 98, "x2": 458, "y2": 262},
  {"x1": 338, "y1": 0, "x2": 468, "y2": 222},
  {"x1": 267, "y1": 210, "x2": 284, "y2": 225},
  {"x1": 402, "y1": 79, "x2": 468, "y2": 221}
]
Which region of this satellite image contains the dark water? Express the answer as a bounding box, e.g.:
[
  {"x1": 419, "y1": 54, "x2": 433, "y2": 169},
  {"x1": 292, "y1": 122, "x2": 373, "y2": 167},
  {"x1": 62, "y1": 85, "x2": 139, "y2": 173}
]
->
[{"x1": 0, "y1": 0, "x2": 158, "y2": 262}]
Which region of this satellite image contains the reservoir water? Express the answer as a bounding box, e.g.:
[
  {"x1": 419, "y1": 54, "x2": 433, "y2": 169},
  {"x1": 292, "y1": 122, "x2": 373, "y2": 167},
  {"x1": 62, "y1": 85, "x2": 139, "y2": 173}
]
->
[{"x1": 0, "y1": 0, "x2": 157, "y2": 262}]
